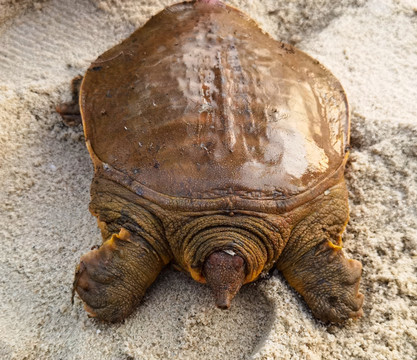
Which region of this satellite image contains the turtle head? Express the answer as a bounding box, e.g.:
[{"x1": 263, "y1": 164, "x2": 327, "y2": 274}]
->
[{"x1": 203, "y1": 251, "x2": 246, "y2": 309}]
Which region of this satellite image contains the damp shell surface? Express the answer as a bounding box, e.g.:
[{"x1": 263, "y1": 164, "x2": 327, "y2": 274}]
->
[{"x1": 80, "y1": 0, "x2": 349, "y2": 204}]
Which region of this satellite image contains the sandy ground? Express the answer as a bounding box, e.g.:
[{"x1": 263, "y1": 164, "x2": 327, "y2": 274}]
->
[{"x1": 1, "y1": 0, "x2": 416, "y2": 359}]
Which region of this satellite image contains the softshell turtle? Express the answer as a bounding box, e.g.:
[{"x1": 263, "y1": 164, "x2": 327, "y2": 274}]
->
[{"x1": 58, "y1": 0, "x2": 364, "y2": 323}]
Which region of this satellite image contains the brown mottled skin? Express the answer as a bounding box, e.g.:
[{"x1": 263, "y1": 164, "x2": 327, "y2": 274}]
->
[{"x1": 59, "y1": 0, "x2": 363, "y2": 323}]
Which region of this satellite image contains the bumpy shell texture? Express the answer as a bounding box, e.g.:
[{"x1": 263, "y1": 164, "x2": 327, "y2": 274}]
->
[{"x1": 80, "y1": 0, "x2": 349, "y2": 201}]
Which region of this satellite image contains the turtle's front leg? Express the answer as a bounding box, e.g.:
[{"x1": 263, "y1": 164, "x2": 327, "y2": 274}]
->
[
  {"x1": 276, "y1": 183, "x2": 364, "y2": 323},
  {"x1": 56, "y1": 75, "x2": 83, "y2": 126},
  {"x1": 73, "y1": 228, "x2": 166, "y2": 322},
  {"x1": 278, "y1": 239, "x2": 363, "y2": 323}
]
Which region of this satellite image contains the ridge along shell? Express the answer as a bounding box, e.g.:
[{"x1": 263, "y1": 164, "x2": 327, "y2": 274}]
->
[{"x1": 80, "y1": 0, "x2": 349, "y2": 203}]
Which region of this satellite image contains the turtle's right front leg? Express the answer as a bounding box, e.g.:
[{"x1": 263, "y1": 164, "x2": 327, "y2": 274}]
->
[
  {"x1": 56, "y1": 75, "x2": 83, "y2": 126},
  {"x1": 73, "y1": 228, "x2": 167, "y2": 322}
]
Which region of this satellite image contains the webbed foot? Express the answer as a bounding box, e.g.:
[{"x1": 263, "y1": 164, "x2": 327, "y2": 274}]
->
[
  {"x1": 73, "y1": 229, "x2": 165, "y2": 322},
  {"x1": 280, "y1": 240, "x2": 364, "y2": 323}
]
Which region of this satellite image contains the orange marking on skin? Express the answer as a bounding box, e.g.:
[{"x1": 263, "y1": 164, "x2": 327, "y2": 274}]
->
[
  {"x1": 118, "y1": 228, "x2": 131, "y2": 241},
  {"x1": 327, "y1": 240, "x2": 343, "y2": 251},
  {"x1": 84, "y1": 303, "x2": 97, "y2": 318},
  {"x1": 97, "y1": 219, "x2": 107, "y2": 232},
  {"x1": 107, "y1": 235, "x2": 118, "y2": 249},
  {"x1": 189, "y1": 267, "x2": 206, "y2": 283}
]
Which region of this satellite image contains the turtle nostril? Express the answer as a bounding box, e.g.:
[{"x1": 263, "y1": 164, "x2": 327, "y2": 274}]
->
[
  {"x1": 217, "y1": 303, "x2": 230, "y2": 310},
  {"x1": 215, "y1": 296, "x2": 231, "y2": 310}
]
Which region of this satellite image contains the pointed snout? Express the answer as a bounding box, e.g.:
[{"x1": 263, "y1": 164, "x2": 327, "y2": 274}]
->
[{"x1": 203, "y1": 251, "x2": 246, "y2": 310}]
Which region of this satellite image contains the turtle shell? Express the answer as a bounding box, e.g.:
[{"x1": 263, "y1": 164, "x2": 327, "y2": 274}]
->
[{"x1": 80, "y1": 0, "x2": 349, "y2": 202}]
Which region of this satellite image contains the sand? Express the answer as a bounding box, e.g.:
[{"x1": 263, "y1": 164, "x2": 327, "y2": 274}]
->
[{"x1": 1, "y1": 0, "x2": 416, "y2": 359}]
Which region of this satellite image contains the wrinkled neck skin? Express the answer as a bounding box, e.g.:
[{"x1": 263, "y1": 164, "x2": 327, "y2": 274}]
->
[
  {"x1": 166, "y1": 209, "x2": 289, "y2": 284},
  {"x1": 89, "y1": 174, "x2": 347, "y2": 287}
]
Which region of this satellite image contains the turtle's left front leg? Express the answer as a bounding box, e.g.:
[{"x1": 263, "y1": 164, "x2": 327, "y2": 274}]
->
[
  {"x1": 56, "y1": 75, "x2": 83, "y2": 126},
  {"x1": 276, "y1": 182, "x2": 364, "y2": 323}
]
